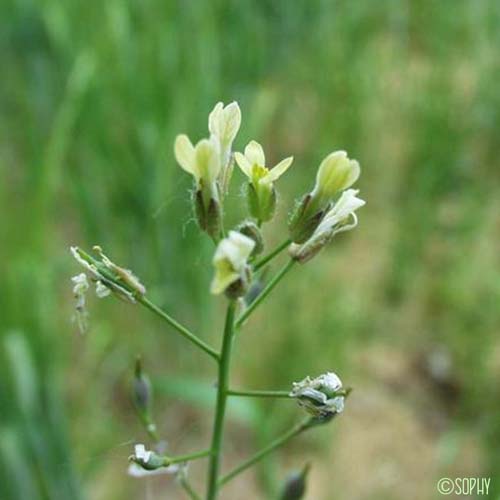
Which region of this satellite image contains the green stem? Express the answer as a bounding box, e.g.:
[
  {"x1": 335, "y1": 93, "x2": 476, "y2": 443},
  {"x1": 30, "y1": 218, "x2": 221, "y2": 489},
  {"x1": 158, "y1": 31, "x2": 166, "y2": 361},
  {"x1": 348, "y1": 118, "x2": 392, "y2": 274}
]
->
[
  {"x1": 236, "y1": 259, "x2": 295, "y2": 328},
  {"x1": 163, "y1": 449, "x2": 211, "y2": 466},
  {"x1": 254, "y1": 238, "x2": 291, "y2": 271},
  {"x1": 218, "y1": 418, "x2": 311, "y2": 487},
  {"x1": 206, "y1": 301, "x2": 237, "y2": 500},
  {"x1": 227, "y1": 389, "x2": 291, "y2": 399},
  {"x1": 178, "y1": 477, "x2": 201, "y2": 500},
  {"x1": 137, "y1": 296, "x2": 219, "y2": 361}
]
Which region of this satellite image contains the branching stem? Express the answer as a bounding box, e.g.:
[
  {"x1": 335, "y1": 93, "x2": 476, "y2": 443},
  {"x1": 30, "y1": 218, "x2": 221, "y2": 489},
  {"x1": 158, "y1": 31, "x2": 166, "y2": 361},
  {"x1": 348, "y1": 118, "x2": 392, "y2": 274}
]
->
[
  {"x1": 218, "y1": 418, "x2": 312, "y2": 487},
  {"x1": 253, "y1": 238, "x2": 291, "y2": 271},
  {"x1": 138, "y1": 296, "x2": 219, "y2": 361},
  {"x1": 206, "y1": 301, "x2": 237, "y2": 500},
  {"x1": 236, "y1": 259, "x2": 295, "y2": 328}
]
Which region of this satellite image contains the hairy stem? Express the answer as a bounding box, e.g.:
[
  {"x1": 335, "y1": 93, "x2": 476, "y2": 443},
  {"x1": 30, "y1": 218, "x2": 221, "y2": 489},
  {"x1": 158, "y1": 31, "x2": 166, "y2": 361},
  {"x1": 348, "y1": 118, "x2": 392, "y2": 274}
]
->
[
  {"x1": 138, "y1": 296, "x2": 219, "y2": 361},
  {"x1": 227, "y1": 389, "x2": 291, "y2": 399},
  {"x1": 206, "y1": 301, "x2": 236, "y2": 500},
  {"x1": 236, "y1": 259, "x2": 295, "y2": 328},
  {"x1": 219, "y1": 418, "x2": 311, "y2": 487},
  {"x1": 253, "y1": 238, "x2": 291, "y2": 271}
]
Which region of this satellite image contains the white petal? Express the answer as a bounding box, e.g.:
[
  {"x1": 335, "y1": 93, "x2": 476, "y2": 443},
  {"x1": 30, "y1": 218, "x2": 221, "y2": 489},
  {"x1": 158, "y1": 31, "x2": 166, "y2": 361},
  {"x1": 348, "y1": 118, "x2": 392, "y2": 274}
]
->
[
  {"x1": 262, "y1": 156, "x2": 293, "y2": 184},
  {"x1": 221, "y1": 102, "x2": 241, "y2": 143},
  {"x1": 244, "y1": 140, "x2": 265, "y2": 166},
  {"x1": 234, "y1": 152, "x2": 252, "y2": 178},
  {"x1": 174, "y1": 135, "x2": 196, "y2": 175},
  {"x1": 208, "y1": 102, "x2": 223, "y2": 136}
]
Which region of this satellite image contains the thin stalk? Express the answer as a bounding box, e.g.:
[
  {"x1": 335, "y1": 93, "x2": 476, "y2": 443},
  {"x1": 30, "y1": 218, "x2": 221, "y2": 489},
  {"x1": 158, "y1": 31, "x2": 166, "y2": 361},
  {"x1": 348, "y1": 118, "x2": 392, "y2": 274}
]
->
[
  {"x1": 218, "y1": 418, "x2": 311, "y2": 487},
  {"x1": 236, "y1": 259, "x2": 295, "y2": 328},
  {"x1": 137, "y1": 296, "x2": 219, "y2": 361},
  {"x1": 206, "y1": 301, "x2": 237, "y2": 500},
  {"x1": 178, "y1": 477, "x2": 201, "y2": 500},
  {"x1": 253, "y1": 238, "x2": 291, "y2": 271},
  {"x1": 227, "y1": 389, "x2": 291, "y2": 399},
  {"x1": 163, "y1": 449, "x2": 211, "y2": 466}
]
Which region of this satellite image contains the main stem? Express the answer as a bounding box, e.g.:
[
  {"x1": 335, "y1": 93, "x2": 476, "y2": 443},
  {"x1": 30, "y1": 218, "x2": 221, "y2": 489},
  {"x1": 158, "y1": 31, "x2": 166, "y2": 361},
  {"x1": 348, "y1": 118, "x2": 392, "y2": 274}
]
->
[{"x1": 206, "y1": 301, "x2": 236, "y2": 500}]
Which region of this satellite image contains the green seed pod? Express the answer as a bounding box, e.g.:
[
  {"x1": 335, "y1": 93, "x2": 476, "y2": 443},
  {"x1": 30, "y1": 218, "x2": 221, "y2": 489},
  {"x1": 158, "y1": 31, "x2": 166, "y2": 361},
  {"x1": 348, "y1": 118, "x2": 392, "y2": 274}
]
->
[{"x1": 280, "y1": 463, "x2": 310, "y2": 500}]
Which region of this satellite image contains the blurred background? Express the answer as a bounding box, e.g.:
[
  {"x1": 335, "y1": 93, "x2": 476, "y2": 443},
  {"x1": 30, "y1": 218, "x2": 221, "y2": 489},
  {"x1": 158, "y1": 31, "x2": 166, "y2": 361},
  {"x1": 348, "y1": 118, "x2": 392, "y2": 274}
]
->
[{"x1": 1, "y1": 0, "x2": 499, "y2": 498}]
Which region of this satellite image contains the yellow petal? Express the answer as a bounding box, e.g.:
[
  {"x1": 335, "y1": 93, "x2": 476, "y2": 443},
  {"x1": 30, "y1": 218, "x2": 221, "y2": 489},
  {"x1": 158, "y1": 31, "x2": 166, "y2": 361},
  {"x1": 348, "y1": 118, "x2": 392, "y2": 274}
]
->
[
  {"x1": 208, "y1": 102, "x2": 224, "y2": 136},
  {"x1": 234, "y1": 152, "x2": 252, "y2": 178},
  {"x1": 315, "y1": 151, "x2": 360, "y2": 198},
  {"x1": 174, "y1": 135, "x2": 196, "y2": 175},
  {"x1": 262, "y1": 156, "x2": 293, "y2": 184},
  {"x1": 194, "y1": 138, "x2": 221, "y2": 183}
]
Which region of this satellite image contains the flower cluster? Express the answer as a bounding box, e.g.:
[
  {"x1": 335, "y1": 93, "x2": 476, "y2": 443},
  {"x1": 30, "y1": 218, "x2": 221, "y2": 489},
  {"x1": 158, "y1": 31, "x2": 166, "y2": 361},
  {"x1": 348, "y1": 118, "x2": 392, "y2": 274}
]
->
[
  {"x1": 173, "y1": 101, "x2": 365, "y2": 297},
  {"x1": 71, "y1": 100, "x2": 364, "y2": 496}
]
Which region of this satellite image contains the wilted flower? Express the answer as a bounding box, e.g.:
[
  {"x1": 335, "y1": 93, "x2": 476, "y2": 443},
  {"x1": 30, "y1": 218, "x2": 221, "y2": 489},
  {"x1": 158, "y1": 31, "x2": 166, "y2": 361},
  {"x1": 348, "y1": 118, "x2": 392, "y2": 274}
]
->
[
  {"x1": 289, "y1": 150, "x2": 360, "y2": 243},
  {"x1": 235, "y1": 141, "x2": 293, "y2": 223},
  {"x1": 70, "y1": 246, "x2": 146, "y2": 303},
  {"x1": 174, "y1": 134, "x2": 222, "y2": 239},
  {"x1": 290, "y1": 372, "x2": 346, "y2": 418},
  {"x1": 210, "y1": 231, "x2": 255, "y2": 297},
  {"x1": 129, "y1": 444, "x2": 169, "y2": 473},
  {"x1": 71, "y1": 273, "x2": 89, "y2": 334},
  {"x1": 289, "y1": 189, "x2": 365, "y2": 263}
]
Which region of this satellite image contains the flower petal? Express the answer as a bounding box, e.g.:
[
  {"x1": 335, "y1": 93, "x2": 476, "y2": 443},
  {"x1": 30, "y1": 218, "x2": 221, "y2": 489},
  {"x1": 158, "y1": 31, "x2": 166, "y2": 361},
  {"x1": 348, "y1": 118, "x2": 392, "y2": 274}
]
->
[
  {"x1": 234, "y1": 152, "x2": 252, "y2": 178},
  {"x1": 194, "y1": 138, "x2": 221, "y2": 183},
  {"x1": 174, "y1": 135, "x2": 196, "y2": 175},
  {"x1": 244, "y1": 140, "x2": 265, "y2": 167},
  {"x1": 208, "y1": 102, "x2": 223, "y2": 136},
  {"x1": 262, "y1": 156, "x2": 293, "y2": 184}
]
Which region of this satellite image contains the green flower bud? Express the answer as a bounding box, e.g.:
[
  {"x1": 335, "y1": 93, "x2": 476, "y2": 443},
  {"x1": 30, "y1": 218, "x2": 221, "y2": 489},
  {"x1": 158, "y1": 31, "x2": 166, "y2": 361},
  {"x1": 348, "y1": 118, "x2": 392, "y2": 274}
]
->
[
  {"x1": 130, "y1": 444, "x2": 165, "y2": 471},
  {"x1": 236, "y1": 220, "x2": 264, "y2": 256},
  {"x1": 280, "y1": 464, "x2": 310, "y2": 500},
  {"x1": 132, "y1": 357, "x2": 152, "y2": 414}
]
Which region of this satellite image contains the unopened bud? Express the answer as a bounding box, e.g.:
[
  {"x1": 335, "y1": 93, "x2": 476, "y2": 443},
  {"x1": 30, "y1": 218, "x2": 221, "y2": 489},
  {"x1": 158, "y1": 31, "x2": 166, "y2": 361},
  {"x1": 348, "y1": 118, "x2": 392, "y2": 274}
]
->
[
  {"x1": 280, "y1": 463, "x2": 310, "y2": 500},
  {"x1": 132, "y1": 357, "x2": 152, "y2": 414}
]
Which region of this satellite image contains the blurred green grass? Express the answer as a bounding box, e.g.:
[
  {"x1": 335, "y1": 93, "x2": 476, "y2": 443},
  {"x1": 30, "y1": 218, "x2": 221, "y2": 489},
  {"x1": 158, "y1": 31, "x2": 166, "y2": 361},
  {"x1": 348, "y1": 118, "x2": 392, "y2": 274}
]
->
[{"x1": 1, "y1": 0, "x2": 500, "y2": 498}]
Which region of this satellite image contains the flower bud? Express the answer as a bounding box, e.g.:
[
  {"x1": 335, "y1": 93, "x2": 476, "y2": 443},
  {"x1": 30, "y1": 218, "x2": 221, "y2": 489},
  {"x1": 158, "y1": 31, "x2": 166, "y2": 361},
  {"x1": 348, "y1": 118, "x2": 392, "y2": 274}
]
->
[
  {"x1": 280, "y1": 464, "x2": 310, "y2": 500},
  {"x1": 288, "y1": 151, "x2": 360, "y2": 243},
  {"x1": 235, "y1": 141, "x2": 293, "y2": 224},
  {"x1": 235, "y1": 220, "x2": 264, "y2": 256},
  {"x1": 132, "y1": 357, "x2": 152, "y2": 413},
  {"x1": 289, "y1": 189, "x2": 365, "y2": 263},
  {"x1": 290, "y1": 372, "x2": 346, "y2": 419},
  {"x1": 210, "y1": 231, "x2": 255, "y2": 297}
]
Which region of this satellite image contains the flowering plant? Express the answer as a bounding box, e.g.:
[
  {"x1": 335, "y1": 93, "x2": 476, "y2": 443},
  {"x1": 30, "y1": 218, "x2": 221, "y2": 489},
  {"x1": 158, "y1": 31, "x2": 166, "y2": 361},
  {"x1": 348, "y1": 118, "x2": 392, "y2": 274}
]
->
[{"x1": 71, "y1": 101, "x2": 364, "y2": 499}]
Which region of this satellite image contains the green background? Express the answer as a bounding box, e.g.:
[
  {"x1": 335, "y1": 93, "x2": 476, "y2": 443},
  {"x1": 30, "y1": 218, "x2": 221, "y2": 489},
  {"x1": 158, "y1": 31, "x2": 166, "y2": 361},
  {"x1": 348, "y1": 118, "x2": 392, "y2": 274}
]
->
[{"x1": 1, "y1": 0, "x2": 499, "y2": 498}]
